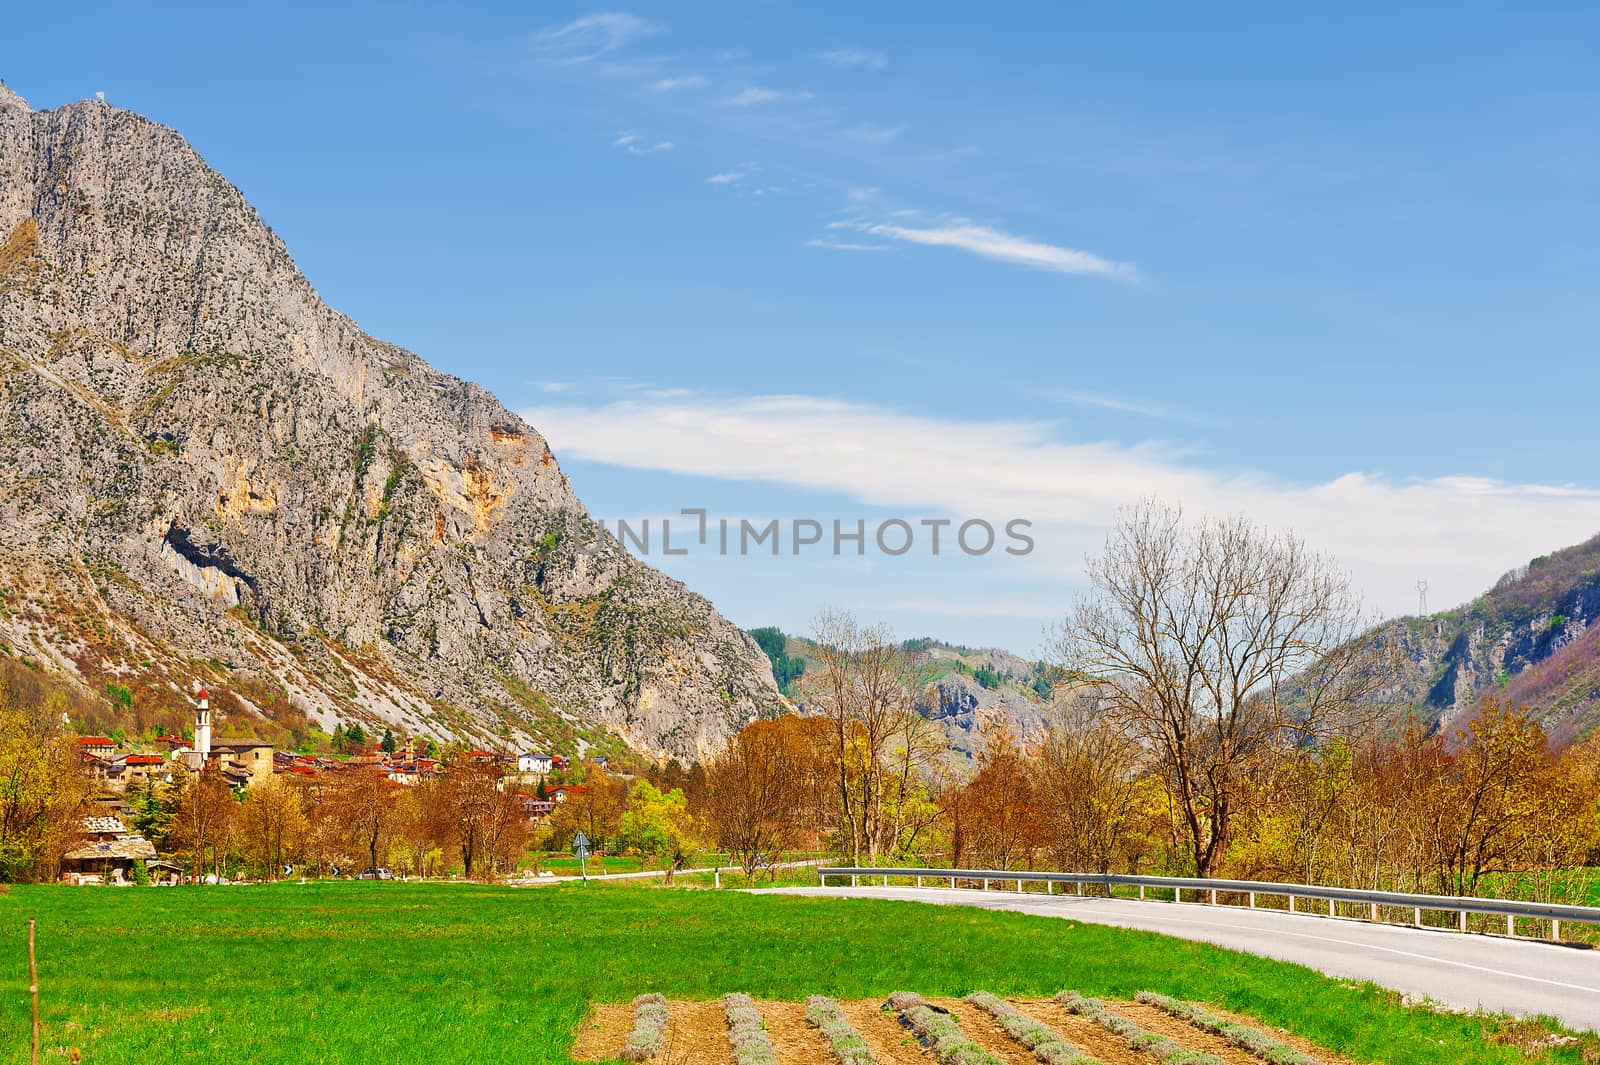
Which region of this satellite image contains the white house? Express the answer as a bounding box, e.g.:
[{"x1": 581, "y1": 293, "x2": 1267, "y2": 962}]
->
[{"x1": 518, "y1": 752, "x2": 554, "y2": 774}]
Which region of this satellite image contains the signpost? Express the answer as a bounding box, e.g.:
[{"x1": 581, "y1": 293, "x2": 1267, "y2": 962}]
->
[{"x1": 573, "y1": 830, "x2": 591, "y2": 886}]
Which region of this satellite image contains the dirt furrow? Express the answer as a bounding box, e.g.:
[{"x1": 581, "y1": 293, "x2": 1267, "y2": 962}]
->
[
  {"x1": 935, "y1": 998, "x2": 1038, "y2": 1065},
  {"x1": 1010, "y1": 999, "x2": 1146, "y2": 1065},
  {"x1": 760, "y1": 999, "x2": 840, "y2": 1065},
  {"x1": 1113, "y1": 1000, "x2": 1263, "y2": 1065},
  {"x1": 837, "y1": 998, "x2": 937, "y2": 1065}
]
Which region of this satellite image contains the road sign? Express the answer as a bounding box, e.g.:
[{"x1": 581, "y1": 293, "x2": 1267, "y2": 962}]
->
[
  {"x1": 573, "y1": 830, "x2": 591, "y2": 885},
  {"x1": 573, "y1": 830, "x2": 590, "y2": 849}
]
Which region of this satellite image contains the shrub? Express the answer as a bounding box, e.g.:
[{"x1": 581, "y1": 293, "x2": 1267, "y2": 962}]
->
[
  {"x1": 889, "y1": 991, "x2": 1005, "y2": 1065},
  {"x1": 965, "y1": 991, "x2": 1094, "y2": 1065},
  {"x1": 724, "y1": 993, "x2": 779, "y2": 1065},
  {"x1": 805, "y1": 995, "x2": 876, "y2": 1065},
  {"x1": 621, "y1": 992, "x2": 668, "y2": 1061},
  {"x1": 1135, "y1": 992, "x2": 1322, "y2": 1065},
  {"x1": 1056, "y1": 992, "x2": 1222, "y2": 1065}
]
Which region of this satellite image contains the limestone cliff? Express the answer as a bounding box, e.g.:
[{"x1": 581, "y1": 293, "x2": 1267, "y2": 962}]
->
[{"x1": 0, "y1": 80, "x2": 782, "y2": 758}]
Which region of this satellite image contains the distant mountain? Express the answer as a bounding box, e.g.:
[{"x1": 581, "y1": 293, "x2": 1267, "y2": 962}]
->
[
  {"x1": 1380, "y1": 533, "x2": 1600, "y2": 741},
  {"x1": 751, "y1": 627, "x2": 1051, "y2": 760},
  {"x1": 0, "y1": 80, "x2": 782, "y2": 759}
]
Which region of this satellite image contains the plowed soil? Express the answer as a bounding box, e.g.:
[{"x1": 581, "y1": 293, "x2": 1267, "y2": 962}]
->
[{"x1": 569, "y1": 994, "x2": 1343, "y2": 1065}]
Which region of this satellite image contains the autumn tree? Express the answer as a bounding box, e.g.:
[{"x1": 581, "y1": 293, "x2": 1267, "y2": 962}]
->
[
  {"x1": 546, "y1": 762, "x2": 627, "y2": 852},
  {"x1": 240, "y1": 776, "x2": 308, "y2": 878},
  {"x1": 961, "y1": 731, "x2": 1040, "y2": 870},
  {"x1": 326, "y1": 765, "x2": 400, "y2": 875},
  {"x1": 170, "y1": 764, "x2": 237, "y2": 880},
  {"x1": 805, "y1": 610, "x2": 943, "y2": 862},
  {"x1": 0, "y1": 685, "x2": 92, "y2": 881},
  {"x1": 1035, "y1": 699, "x2": 1157, "y2": 877},
  {"x1": 1055, "y1": 502, "x2": 1388, "y2": 876},
  {"x1": 704, "y1": 716, "x2": 829, "y2": 875}
]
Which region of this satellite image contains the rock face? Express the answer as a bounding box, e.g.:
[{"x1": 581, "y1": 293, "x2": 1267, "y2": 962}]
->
[
  {"x1": 1371, "y1": 533, "x2": 1600, "y2": 742},
  {"x1": 0, "y1": 84, "x2": 782, "y2": 757}
]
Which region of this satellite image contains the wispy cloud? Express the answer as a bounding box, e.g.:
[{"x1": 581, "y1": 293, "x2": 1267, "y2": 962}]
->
[
  {"x1": 1046, "y1": 388, "x2": 1199, "y2": 422},
  {"x1": 725, "y1": 86, "x2": 814, "y2": 107},
  {"x1": 533, "y1": 12, "x2": 659, "y2": 63},
  {"x1": 523, "y1": 391, "x2": 1600, "y2": 620},
  {"x1": 650, "y1": 73, "x2": 708, "y2": 92},
  {"x1": 846, "y1": 123, "x2": 905, "y2": 144},
  {"x1": 819, "y1": 49, "x2": 888, "y2": 70},
  {"x1": 613, "y1": 132, "x2": 673, "y2": 155},
  {"x1": 831, "y1": 218, "x2": 1137, "y2": 281},
  {"x1": 707, "y1": 162, "x2": 758, "y2": 185},
  {"x1": 807, "y1": 238, "x2": 892, "y2": 253}
]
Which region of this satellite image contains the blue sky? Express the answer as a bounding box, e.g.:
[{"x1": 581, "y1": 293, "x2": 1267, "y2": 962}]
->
[{"x1": 10, "y1": 2, "x2": 1600, "y2": 652}]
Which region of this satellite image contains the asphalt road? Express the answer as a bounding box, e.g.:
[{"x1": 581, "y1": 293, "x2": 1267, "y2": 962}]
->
[{"x1": 755, "y1": 884, "x2": 1600, "y2": 1032}]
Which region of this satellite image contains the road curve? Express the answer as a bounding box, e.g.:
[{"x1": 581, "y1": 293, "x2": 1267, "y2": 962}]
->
[{"x1": 754, "y1": 885, "x2": 1600, "y2": 1032}]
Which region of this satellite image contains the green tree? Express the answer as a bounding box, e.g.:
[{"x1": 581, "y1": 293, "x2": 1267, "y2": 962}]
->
[
  {"x1": 614, "y1": 781, "x2": 700, "y2": 880},
  {"x1": 380, "y1": 728, "x2": 397, "y2": 755}
]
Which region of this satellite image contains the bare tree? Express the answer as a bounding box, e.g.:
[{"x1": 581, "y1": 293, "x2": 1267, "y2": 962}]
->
[
  {"x1": 1055, "y1": 501, "x2": 1388, "y2": 876},
  {"x1": 1035, "y1": 697, "x2": 1155, "y2": 877},
  {"x1": 805, "y1": 610, "x2": 942, "y2": 863}
]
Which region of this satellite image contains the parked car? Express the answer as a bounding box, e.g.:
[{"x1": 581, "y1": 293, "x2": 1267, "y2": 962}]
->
[{"x1": 357, "y1": 867, "x2": 393, "y2": 880}]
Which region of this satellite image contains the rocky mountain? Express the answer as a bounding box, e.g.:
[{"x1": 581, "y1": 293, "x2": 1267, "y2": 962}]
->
[
  {"x1": 1379, "y1": 532, "x2": 1600, "y2": 741},
  {"x1": 763, "y1": 629, "x2": 1052, "y2": 761},
  {"x1": 0, "y1": 80, "x2": 782, "y2": 759}
]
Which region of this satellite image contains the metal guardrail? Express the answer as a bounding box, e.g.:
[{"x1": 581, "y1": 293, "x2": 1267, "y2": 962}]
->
[{"x1": 817, "y1": 866, "x2": 1600, "y2": 940}]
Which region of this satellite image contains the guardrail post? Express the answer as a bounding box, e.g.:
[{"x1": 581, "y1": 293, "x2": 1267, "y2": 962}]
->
[
  {"x1": 1458, "y1": 910, "x2": 1467, "y2": 933},
  {"x1": 1046, "y1": 880, "x2": 1054, "y2": 896},
  {"x1": 1553, "y1": 918, "x2": 1561, "y2": 941},
  {"x1": 1369, "y1": 901, "x2": 1378, "y2": 922},
  {"x1": 1249, "y1": 891, "x2": 1256, "y2": 908},
  {"x1": 1139, "y1": 884, "x2": 1145, "y2": 900},
  {"x1": 1288, "y1": 894, "x2": 1295, "y2": 913},
  {"x1": 1506, "y1": 914, "x2": 1515, "y2": 937},
  {"x1": 1413, "y1": 906, "x2": 1422, "y2": 926},
  {"x1": 1209, "y1": 888, "x2": 1217, "y2": 906},
  {"x1": 884, "y1": 874, "x2": 890, "y2": 887},
  {"x1": 1076, "y1": 881, "x2": 1083, "y2": 897},
  {"x1": 851, "y1": 874, "x2": 858, "y2": 887},
  {"x1": 982, "y1": 878, "x2": 989, "y2": 891},
  {"x1": 950, "y1": 876, "x2": 956, "y2": 889}
]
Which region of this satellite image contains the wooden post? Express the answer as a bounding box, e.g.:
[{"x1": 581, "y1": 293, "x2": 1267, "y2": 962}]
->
[{"x1": 29, "y1": 917, "x2": 39, "y2": 1065}]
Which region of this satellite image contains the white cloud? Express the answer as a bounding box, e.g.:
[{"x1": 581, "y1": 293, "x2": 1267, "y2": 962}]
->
[
  {"x1": 707, "y1": 163, "x2": 757, "y2": 185},
  {"x1": 650, "y1": 74, "x2": 708, "y2": 92},
  {"x1": 523, "y1": 392, "x2": 1600, "y2": 620},
  {"x1": 819, "y1": 49, "x2": 888, "y2": 70},
  {"x1": 533, "y1": 12, "x2": 659, "y2": 62},
  {"x1": 833, "y1": 218, "x2": 1137, "y2": 281},
  {"x1": 614, "y1": 132, "x2": 673, "y2": 155},
  {"x1": 847, "y1": 186, "x2": 880, "y2": 201},
  {"x1": 1046, "y1": 388, "x2": 1200, "y2": 423},
  {"x1": 725, "y1": 86, "x2": 814, "y2": 107},
  {"x1": 807, "y1": 238, "x2": 891, "y2": 252},
  {"x1": 846, "y1": 123, "x2": 905, "y2": 143}
]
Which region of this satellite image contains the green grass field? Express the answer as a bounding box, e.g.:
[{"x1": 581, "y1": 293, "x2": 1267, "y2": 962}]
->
[{"x1": 0, "y1": 882, "x2": 1587, "y2": 1065}]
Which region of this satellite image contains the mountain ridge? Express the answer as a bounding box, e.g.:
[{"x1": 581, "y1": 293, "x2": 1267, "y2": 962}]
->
[{"x1": 0, "y1": 82, "x2": 783, "y2": 759}]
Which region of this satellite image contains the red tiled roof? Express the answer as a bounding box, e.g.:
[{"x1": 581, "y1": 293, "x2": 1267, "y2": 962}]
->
[
  {"x1": 123, "y1": 754, "x2": 166, "y2": 766},
  {"x1": 78, "y1": 736, "x2": 115, "y2": 746}
]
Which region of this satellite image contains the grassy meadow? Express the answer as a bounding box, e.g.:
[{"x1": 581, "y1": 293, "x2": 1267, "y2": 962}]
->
[{"x1": 1, "y1": 881, "x2": 1590, "y2": 1065}]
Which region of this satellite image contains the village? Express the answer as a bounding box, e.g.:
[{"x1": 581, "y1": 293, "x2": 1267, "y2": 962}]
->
[{"x1": 63, "y1": 683, "x2": 601, "y2": 885}]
